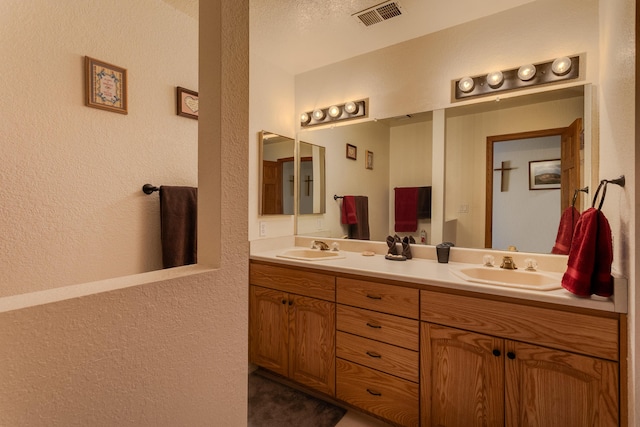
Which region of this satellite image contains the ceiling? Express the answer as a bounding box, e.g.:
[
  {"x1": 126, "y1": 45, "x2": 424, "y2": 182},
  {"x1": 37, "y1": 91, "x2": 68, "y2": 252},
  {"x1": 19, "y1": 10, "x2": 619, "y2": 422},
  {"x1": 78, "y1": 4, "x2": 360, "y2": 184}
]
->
[{"x1": 163, "y1": 0, "x2": 536, "y2": 75}]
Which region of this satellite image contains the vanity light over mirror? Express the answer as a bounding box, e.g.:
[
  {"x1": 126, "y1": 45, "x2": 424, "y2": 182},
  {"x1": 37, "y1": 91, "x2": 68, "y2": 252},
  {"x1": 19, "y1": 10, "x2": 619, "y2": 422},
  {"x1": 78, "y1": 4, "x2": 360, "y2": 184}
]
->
[
  {"x1": 259, "y1": 131, "x2": 295, "y2": 215},
  {"x1": 295, "y1": 85, "x2": 591, "y2": 255}
]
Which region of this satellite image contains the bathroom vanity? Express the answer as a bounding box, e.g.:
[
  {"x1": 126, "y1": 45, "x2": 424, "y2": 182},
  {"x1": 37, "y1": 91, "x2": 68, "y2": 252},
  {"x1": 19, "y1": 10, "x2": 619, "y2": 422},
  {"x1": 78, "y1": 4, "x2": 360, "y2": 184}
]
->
[{"x1": 249, "y1": 241, "x2": 626, "y2": 427}]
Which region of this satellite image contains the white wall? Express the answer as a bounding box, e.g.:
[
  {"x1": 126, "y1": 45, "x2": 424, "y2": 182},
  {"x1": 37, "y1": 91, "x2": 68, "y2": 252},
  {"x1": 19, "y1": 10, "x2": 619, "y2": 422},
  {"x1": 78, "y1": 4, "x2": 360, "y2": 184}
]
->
[
  {"x1": 0, "y1": 1, "x2": 250, "y2": 426},
  {"x1": 0, "y1": 0, "x2": 198, "y2": 296}
]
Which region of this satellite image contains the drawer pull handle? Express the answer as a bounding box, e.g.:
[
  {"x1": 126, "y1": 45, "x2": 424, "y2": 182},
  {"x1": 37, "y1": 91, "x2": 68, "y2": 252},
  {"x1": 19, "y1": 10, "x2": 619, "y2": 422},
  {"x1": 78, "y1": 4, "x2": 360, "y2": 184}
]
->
[
  {"x1": 366, "y1": 388, "x2": 382, "y2": 396},
  {"x1": 366, "y1": 294, "x2": 382, "y2": 300},
  {"x1": 366, "y1": 322, "x2": 382, "y2": 329},
  {"x1": 366, "y1": 351, "x2": 382, "y2": 358}
]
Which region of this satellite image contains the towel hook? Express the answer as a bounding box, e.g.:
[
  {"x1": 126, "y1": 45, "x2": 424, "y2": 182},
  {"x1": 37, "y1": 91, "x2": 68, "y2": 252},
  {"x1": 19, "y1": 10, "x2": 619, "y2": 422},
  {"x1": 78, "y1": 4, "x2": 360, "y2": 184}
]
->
[{"x1": 571, "y1": 186, "x2": 589, "y2": 207}]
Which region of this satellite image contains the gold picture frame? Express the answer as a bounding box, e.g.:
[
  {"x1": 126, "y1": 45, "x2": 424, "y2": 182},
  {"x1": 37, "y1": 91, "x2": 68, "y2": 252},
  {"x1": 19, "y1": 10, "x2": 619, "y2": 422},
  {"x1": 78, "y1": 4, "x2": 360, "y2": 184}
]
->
[
  {"x1": 84, "y1": 56, "x2": 128, "y2": 114},
  {"x1": 365, "y1": 150, "x2": 374, "y2": 169}
]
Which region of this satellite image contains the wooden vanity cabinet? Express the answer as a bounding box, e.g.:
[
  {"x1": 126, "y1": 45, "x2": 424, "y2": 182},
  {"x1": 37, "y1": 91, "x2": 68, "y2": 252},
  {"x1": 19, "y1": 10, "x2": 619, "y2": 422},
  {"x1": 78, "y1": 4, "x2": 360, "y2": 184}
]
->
[
  {"x1": 336, "y1": 277, "x2": 420, "y2": 427},
  {"x1": 420, "y1": 290, "x2": 620, "y2": 427},
  {"x1": 249, "y1": 262, "x2": 336, "y2": 396}
]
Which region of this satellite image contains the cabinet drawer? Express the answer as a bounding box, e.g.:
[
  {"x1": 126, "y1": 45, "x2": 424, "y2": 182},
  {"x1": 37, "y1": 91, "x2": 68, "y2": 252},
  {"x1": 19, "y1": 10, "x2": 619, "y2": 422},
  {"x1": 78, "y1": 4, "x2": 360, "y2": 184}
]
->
[
  {"x1": 337, "y1": 358, "x2": 419, "y2": 427},
  {"x1": 337, "y1": 277, "x2": 419, "y2": 319},
  {"x1": 336, "y1": 331, "x2": 418, "y2": 382},
  {"x1": 337, "y1": 305, "x2": 419, "y2": 351},
  {"x1": 249, "y1": 262, "x2": 335, "y2": 301},
  {"x1": 420, "y1": 290, "x2": 619, "y2": 361}
]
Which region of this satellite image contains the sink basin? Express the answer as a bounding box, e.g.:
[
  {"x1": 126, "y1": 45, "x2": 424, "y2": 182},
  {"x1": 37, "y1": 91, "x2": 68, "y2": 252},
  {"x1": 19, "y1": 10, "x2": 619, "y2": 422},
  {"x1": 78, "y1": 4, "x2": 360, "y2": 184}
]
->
[
  {"x1": 277, "y1": 249, "x2": 345, "y2": 261},
  {"x1": 451, "y1": 267, "x2": 562, "y2": 291}
]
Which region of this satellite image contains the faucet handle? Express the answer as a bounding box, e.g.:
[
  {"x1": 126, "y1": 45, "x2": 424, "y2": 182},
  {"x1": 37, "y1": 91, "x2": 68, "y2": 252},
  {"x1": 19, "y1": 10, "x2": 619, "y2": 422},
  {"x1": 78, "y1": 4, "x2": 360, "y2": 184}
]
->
[{"x1": 523, "y1": 258, "x2": 537, "y2": 271}]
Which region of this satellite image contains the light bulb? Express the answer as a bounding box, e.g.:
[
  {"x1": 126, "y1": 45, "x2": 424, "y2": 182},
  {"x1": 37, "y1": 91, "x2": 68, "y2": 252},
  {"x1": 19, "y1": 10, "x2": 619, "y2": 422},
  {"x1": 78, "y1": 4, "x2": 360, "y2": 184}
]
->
[
  {"x1": 517, "y1": 64, "x2": 536, "y2": 81},
  {"x1": 312, "y1": 109, "x2": 325, "y2": 121},
  {"x1": 300, "y1": 112, "x2": 310, "y2": 124},
  {"x1": 486, "y1": 71, "x2": 504, "y2": 88},
  {"x1": 328, "y1": 105, "x2": 341, "y2": 118},
  {"x1": 344, "y1": 101, "x2": 359, "y2": 114},
  {"x1": 458, "y1": 76, "x2": 474, "y2": 93},
  {"x1": 551, "y1": 56, "x2": 572, "y2": 75}
]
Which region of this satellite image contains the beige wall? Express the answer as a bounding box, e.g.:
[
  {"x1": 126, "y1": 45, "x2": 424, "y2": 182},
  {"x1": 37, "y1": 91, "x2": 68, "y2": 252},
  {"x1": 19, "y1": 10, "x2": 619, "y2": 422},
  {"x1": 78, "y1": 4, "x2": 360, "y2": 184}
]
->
[
  {"x1": 0, "y1": 1, "x2": 250, "y2": 426},
  {"x1": 0, "y1": 0, "x2": 199, "y2": 295}
]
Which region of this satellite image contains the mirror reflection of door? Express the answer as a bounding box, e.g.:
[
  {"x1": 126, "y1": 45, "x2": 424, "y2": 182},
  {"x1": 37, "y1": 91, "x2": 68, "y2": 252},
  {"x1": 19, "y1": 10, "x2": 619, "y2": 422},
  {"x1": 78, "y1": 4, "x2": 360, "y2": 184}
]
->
[
  {"x1": 299, "y1": 158, "x2": 314, "y2": 214},
  {"x1": 261, "y1": 157, "x2": 294, "y2": 215},
  {"x1": 485, "y1": 119, "x2": 581, "y2": 253}
]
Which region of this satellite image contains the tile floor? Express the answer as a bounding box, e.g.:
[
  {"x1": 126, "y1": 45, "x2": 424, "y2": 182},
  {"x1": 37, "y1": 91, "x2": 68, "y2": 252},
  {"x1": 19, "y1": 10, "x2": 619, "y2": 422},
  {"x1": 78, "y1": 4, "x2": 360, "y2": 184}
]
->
[{"x1": 335, "y1": 410, "x2": 393, "y2": 427}]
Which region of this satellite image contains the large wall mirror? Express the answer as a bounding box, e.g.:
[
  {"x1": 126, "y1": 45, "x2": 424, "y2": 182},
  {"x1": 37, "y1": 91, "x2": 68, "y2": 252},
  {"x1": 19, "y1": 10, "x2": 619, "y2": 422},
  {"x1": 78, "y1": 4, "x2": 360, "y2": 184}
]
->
[
  {"x1": 259, "y1": 131, "x2": 295, "y2": 215},
  {"x1": 296, "y1": 85, "x2": 591, "y2": 255}
]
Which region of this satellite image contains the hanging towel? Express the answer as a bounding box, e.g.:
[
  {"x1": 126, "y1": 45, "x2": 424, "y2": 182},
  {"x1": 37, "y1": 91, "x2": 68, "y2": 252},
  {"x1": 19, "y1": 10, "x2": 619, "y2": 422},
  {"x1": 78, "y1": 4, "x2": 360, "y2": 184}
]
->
[
  {"x1": 348, "y1": 196, "x2": 370, "y2": 240},
  {"x1": 160, "y1": 185, "x2": 198, "y2": 269},
  {"x1": 561, "y1": 207, "x2": 613, "y2": 297},
  {"x1": 417, "y1": 186, "x2": 432, "y2": 219},
  {"x1": 394, "y1": 187, "x2": 418, "y2": 232},
  {"x1": 551, "y1": 206, "x2": 580, "y2": 254},
  {"x1": 341, "y1": 196, "x2": 358, "y2": 225}
]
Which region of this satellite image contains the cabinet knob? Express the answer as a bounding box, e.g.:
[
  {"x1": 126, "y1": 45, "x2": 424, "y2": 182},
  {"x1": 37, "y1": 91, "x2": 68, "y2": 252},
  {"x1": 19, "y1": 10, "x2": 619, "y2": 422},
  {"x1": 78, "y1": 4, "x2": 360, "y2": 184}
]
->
[
  {"x1": 492, "y1": 349, "x2": 501, "y2": 357},
  {"x1": 507, "y1": 351, "x2": 516, "y2": 360},
  {"x1": 281, "y1": 299, "x2": 286, "y2": 304},
  {"x1": 366, "y1": 388, "x2": 382, "y2": 397},
  {"x1": 288, "y1": 299, "x2": 293, "y2": 305}
]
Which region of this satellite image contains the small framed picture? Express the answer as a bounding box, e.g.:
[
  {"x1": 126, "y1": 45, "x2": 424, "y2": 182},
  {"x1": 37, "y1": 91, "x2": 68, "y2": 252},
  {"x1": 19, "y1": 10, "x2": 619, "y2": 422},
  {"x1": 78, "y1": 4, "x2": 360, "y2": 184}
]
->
[
  {"x1": 346, "y1": 143, "x2": 357, "y2": 160},
  {"x1": 365, "y1": 150, "x2": 374, "y2": 169},
  {"x1": 529, "y1": 159, "x2": 561, "y2": 190},
  {"x1": 85, "y1": 56, "x2": 128, "y2": 114},
  {"x1": 177, "y1": 87, "x2": 199, "y2": 120}
]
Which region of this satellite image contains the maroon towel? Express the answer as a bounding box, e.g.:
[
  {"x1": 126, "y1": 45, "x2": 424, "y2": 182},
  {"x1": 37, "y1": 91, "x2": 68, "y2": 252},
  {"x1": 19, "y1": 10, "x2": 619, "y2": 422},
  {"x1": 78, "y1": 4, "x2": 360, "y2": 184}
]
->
[
  {"x1": 394, "y1": 187, "x2": 418, "y2": 232},
  {"x1": 551, "y1": 206, "x2": 580, "y2": 254},
  {"x1": 160, "y1": 186, "x2": 198, "y2": 269},
  {"x1": 341, "y1": 196, "x2": 358, "y2": 225},
  {"x1": 561, "y1": 208, "x2": 613, "y2": 297}
]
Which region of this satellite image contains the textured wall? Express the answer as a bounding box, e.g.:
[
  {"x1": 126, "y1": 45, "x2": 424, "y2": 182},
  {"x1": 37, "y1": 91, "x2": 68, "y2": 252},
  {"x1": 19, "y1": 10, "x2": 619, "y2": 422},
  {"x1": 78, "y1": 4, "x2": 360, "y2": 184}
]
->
[
  {"x1": 0, "y1": 0, "x2": 198, "y2": 296},
  {"x1": 0, "y1": 0, "x2": 250, "y2": 426}
]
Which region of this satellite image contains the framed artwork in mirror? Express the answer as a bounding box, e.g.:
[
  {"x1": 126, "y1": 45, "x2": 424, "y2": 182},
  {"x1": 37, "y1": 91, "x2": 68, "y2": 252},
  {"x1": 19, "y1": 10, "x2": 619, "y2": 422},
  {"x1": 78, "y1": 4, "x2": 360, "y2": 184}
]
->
[
  {"x1": 177, "y1": 87, "x2": 199, "y2": 120},
  {"x1": 529, "y1": 159, "x2": 561, "y2": 190},
  {"x1": 365, "y1": 150, "x2": 374, "y2": 169},
  {"x1": 85, "y1": 56, "x2": 128, "y2": 114},
  {"x1": 346, "y1": 143, "x2": 357, "y2": 160}
]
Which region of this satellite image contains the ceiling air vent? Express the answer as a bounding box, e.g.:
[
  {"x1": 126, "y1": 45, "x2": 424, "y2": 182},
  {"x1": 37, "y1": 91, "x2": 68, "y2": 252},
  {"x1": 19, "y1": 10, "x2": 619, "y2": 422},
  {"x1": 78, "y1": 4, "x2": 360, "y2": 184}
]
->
[{"x1": 352, "y1": 1, "x2": 403, "y2": 27}]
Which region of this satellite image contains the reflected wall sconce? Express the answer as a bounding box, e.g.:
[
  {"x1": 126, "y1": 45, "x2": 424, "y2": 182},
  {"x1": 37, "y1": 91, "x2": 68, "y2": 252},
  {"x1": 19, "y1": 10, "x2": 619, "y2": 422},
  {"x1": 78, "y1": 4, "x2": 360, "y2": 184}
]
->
[
  {"x1": 300, "y1": 99, "x2": 367, "y2": 127},
  {"x1": 453, "y1": 55, "x2": 580, "y2": 101}
]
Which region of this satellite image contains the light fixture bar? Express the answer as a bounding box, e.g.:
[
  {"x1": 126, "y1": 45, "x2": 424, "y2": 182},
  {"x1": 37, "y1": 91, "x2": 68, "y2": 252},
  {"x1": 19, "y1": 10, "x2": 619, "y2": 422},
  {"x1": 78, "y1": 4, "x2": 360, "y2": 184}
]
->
[
  {"x1": 300, "y1": 99, "x2": 367, "y2": 127},
  {"x1": 453, "y1": 55, "x2": 580, "y2": 101}
]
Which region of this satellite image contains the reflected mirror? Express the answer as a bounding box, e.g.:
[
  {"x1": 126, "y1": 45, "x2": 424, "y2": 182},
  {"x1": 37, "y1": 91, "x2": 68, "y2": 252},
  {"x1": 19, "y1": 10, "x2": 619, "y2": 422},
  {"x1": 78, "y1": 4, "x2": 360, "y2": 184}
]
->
[
  {"x1": 296, "y1": 85, "x2": 589, "y2": 254},
  {"x1": 298, "y1": 142, "x2": 326, "y2": 215},
  {"x1": 260, "y1": 131, "x2": 295, "y2": 215}
]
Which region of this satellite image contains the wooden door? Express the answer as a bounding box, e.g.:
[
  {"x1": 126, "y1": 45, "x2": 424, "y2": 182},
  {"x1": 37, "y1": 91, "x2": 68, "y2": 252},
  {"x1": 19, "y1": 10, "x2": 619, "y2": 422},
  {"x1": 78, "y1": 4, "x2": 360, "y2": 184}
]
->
[
  {"x1": 248, "y1": 286, "x2": 288, "y2": 377},
  {"x1": 560, "y1": 118, "x2": 582, "y2": 211},
  {"x1": 289, "y1": 294, "x2": 336, "y2": 396},
  {"x1": 421, "y1": 323, "x2": 504, "y2": 427},
  {"x1": 261, "y1": 160, "x2": 282, "y2": 214},
  {"x1": 505, "y1": 341, "x2": 618, "y2": 427}
]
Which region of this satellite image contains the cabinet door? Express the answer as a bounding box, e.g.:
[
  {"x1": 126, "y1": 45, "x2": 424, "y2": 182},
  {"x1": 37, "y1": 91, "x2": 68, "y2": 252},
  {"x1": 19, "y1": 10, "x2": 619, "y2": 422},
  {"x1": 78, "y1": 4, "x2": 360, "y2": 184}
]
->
[
  {"x1": 249, "y1": 286, "x2": 288, "y2": 377},
  {"x1": 421, "y1": 323, "x2": 504, "y2": 427},
  {"x1": 505, "y1": 341, "x2": 618, "y2": 427},
  {"x1": 289, "y1": 294, "x2": 336, "y2": 396}
]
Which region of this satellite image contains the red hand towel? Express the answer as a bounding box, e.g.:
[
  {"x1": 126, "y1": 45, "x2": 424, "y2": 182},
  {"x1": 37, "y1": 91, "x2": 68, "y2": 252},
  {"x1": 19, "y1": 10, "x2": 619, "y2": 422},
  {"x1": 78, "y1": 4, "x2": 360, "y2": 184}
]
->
[
  {"x1": 551, "y1": 206, "x2": 580, "y2": 254},
  {"x1": 591, "y1": 210, "x2": 613, "y2": 297},
  {"x1": 394, "y1": 187, "x2": 418, "y2": 232},
  {"x1": 341, "y1": 196, "x2": 358, "y2": 225},
  {"x1": 561, "y1": 208, "x2": 614, "y2": 297}
]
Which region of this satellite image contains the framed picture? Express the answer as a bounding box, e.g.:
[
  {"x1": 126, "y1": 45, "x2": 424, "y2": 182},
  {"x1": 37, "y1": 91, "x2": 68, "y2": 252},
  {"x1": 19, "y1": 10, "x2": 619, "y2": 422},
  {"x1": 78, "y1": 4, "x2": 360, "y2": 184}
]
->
[
  {"x1": 346, "y1": 143, "x2": 357, "y2": 160},
  {"x1": 365, "y1": 150, "x2": 374, "y2": 170},
  {"x1": 529, "y1": 159, "x2": 561, "y2": 190},
  {"x1": 177, "y1": 86, "x2": 199, "y2": 120},
  {"x1": 85, "y1": 56, "x2": 127, "y2": 114}
]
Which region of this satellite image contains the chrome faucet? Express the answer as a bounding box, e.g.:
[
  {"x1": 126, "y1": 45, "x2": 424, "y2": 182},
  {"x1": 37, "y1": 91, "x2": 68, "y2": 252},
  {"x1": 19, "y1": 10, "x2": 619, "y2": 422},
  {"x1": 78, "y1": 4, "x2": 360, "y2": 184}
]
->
[
  {"x1": 311, "y1": 240, "x2": 330, "y2": 251},
  {"x1": 500, "y1": 256, "x2": 517, "y2": 270}
]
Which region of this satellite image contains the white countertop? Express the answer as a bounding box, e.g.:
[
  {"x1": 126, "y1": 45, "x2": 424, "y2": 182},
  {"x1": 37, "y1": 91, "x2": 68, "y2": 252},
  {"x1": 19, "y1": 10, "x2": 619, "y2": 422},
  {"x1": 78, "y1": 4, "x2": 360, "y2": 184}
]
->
[{"x1": 250, "y1": 238, "x2": 627, "y2": 313}]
